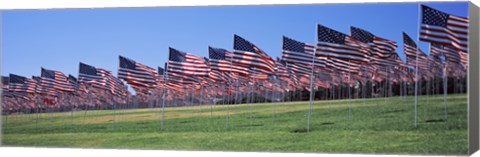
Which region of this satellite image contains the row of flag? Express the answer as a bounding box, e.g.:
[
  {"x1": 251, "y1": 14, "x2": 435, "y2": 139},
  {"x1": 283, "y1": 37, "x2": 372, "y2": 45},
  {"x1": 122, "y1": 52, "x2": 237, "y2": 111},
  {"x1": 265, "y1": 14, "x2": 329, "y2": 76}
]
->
[{"x1": 1, "y1": 5, "x2": 469, "y2": 113}]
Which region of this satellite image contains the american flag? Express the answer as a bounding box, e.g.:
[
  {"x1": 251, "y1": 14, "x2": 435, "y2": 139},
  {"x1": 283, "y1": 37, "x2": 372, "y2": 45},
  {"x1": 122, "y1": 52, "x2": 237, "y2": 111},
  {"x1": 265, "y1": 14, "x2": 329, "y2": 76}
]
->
[
  {"x1": 168, "y1": 47, "x2": 210, "y2": 82},
  {"x1": 2, "y1": 76, "x2": 10, "y2": 96},
  {"x1": 459, "y1": 51, "x2": 468, "y2": 67},
  {"x1": 158, "y1": 67, "x2": 165, "y2": 76},
  {"x1": 420, "y1": 5, "x2": 469, "y2": 52},
  {"x1": 31, "y1": 76, "x2": 55, "y2": 96},
  {"x1": 430, "y1": 44, "x2": 461, "y2": 64},
  {"x1": 156, "y1": 66, "x2": 166, "y2": 86},
  {"x1": 118, "y1": 56, "x2": 158, "y2": 89},
  {"x1": 350, "y1": 26, "x2": 398, "y2": 58},
  {"x1": 275, "y1": 58, "x2": 290, "y2": 78},
  {"x1": 167, "y1": 72, "x2": 199, "y2": 84},
  {"x1": 41, "y1": 68, "x2": 74, "y2": 92},
  {"x1": 403, "y1": 32, "x2": 429, "y2": 71},
  {"x1": 286, "y1": 63, "x2": 311, "y2": 75},
  {"x1": 316, "y1": 24, "x2": 370, "y2": 63},
  {"x1": 68, "y1": 75, "x2": 80, "y2": 91},
  {"x1": 99, "y1": 68, "x2": 127, "y2": 96},
  {"x1": 79, "y1": 62, "x2": 106, "y2": 88},
  {"x1": 208, "y1": 70, "x2": 227, "y2": 82},
  {"x1": 2, "y1": 76, "x2": 9, "y2": 87},
  {"x1": 325, "y1": 57, "x2": 361, "y2": 74},
  {"x1": 282, "y1": 36, "x2": 325, "y2": 74},
  {"x1": 204, "y1": 58, "x2": 225, "y2": 83},
  {"x1": 9, "y1": 74, "x2": 37, "y2": 94},
  {"x1": 428, "y1": 52, "x2": 444, "y2": 76},
  {"x1": 69, "y1": 74, "x2": 89, "y2": 94},
  {"x1": 248, "y1": 67, "x2": 270, "y2": 80},
  {"x1": 209, "y1": 46, "x2": 249, "y2": 76},
  {"x1": 232, "y1": 35, "x2": 276, "y2": 75}
]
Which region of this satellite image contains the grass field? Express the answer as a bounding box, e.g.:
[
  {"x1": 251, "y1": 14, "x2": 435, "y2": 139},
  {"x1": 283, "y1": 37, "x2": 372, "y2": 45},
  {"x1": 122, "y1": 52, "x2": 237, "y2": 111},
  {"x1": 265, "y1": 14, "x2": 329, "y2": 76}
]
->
[{"x1": 1, "y1": 94, "x2": 468, "y2": 155}]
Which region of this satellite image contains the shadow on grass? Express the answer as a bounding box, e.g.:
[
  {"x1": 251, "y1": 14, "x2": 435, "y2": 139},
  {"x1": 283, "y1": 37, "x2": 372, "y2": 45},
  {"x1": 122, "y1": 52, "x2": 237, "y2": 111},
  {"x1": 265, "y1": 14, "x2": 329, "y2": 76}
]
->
[
  {"x1": 235, "y1": 124, "x2": 264, "y2": 128},
  {"x1": 320, "y1": 122, "x2": 334, "y2": 125},
  {"x1": 425, "y1": 119, "x2": 446, "y2": 123},
  {"x1": 290, "y1": 128, "x2": 309, "y2": 133},
  {"x1": 383, "y1": 109, "x2": 405, "y2": 113}
]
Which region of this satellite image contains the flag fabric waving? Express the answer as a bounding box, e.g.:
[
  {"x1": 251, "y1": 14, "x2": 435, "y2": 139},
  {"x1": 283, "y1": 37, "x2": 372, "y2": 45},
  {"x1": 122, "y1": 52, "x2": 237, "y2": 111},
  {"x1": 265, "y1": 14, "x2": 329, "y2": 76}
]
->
[
  {"x1": 209, "y1": 46, "x2": 249, "y2": 76},
  {"x1": 282, "y1": 36, "x2": 325, "y2": 73},
  {"x1": 420, "y1": 5, "x2": 469, "y2": 52},
  {"x1": 403, "y1": 32, "x2": 429, "y2": 71},
  {"x1": 350, "y1": 26, "x2": 397, "y2": 58},
  {"x1": 9, "y1": 74, "x2": 37, "y2": 94},
  {"x1": 168, "y1": 47, "x2": 210, "y2": 80},
  {"x1": 316, "y1": 24, "x2": 370, "y2": 63},
  {"x1": 232, "y1": 35, "x2": 276, "y2": 75},
  {"x1": 41, "y1": 68, "x2": 74, "y2": 92},
  {"x1": 118, "y1": 56, "x2": 158, "y2": 89}
]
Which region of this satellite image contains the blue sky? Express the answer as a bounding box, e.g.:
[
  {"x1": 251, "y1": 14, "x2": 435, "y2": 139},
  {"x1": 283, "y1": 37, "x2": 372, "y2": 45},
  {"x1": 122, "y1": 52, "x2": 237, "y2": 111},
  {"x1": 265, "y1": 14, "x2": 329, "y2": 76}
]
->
[{"x1": 1, "y1": 2, "x2": 469, "y2": 79}]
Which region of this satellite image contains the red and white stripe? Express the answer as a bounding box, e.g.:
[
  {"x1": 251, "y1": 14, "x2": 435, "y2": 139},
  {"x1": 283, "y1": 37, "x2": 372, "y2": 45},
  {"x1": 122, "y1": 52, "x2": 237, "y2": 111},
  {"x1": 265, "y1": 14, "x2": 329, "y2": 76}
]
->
[{"x1": 420, "y1": 15, "x2": 469, "y2": 52}]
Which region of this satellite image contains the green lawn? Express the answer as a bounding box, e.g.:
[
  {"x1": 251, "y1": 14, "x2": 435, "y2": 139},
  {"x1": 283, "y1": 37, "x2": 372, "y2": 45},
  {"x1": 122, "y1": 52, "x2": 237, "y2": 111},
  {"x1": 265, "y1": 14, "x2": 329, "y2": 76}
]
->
[{"x1": 1, "y1": 94, "x2": 468, "y2": 155}]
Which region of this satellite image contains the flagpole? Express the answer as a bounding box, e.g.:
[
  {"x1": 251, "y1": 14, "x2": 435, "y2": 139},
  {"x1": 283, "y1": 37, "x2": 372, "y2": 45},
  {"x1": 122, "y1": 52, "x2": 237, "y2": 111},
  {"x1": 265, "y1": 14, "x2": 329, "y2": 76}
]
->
[
  {"x1": 306, "y1": 34, "x2": 316, "y2": 132},
  {"x1": 225, "y1": 83, "x2": 229, "y2": 129},
  {"x1": 443, "y1": 60, "x2": 448, "y2": 120},
  {"x1": 426, "y1": 47, "x2": 431, "y2": 120},
  {"x1": 271, "y1": 76, "x2": 276, "y2": 125},
  {"x1": 348, "y1": 61, "x2": 352, "y2": 122},
  {"x1": 70, "y1": 94, "x2": 75, "y2": 130},
  {"x1": 161, "y1": 64, "x2": 168, "y2": 130},
  {"x1": 112, "y1": 93, "x2": 117, "y2": 130},
  {"x1": 414, "y1": 3, "x2": 421, "y2": 128}
]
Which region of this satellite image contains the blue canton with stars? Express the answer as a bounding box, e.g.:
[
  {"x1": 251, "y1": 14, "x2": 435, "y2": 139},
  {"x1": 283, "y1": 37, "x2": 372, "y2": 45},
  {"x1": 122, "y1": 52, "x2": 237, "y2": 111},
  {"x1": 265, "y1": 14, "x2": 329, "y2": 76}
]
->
[
  {"x1": 350, "y1": 26, "x2": 374, "y2": 43},
  {"x1": 41, "y1": 68, "x2": 56, "y2": 79},
  {"x1": 119, "y1": 56, "x2": 137, "y2": 70},
  {"x1": 317, "y1": 24, "x2": 347, "y2": 44},
  {"x1": 422, "y1": 5, "x2": 449, "y2": 27},
  {"x1": 402, "y1": 32, "x2": 417, "y2": 48},
  {"x1": 282, "y1": 36, "x2": 305, "y2": 53},
  {"x1": 233, "y1": 34, "x2": 256, "y2": 52},
  {"x1": 79, "y1": 62, "x2": 99, "y2": 76},
  {"x1": 209, "y1": 46, "x2": 227, "y2": 60},
  {"x1": 169, "y1": 47, "x2": 187, "y2": 62},
  {"x1": 158, "y1": 67, "x2": 164, "y2": 75}
]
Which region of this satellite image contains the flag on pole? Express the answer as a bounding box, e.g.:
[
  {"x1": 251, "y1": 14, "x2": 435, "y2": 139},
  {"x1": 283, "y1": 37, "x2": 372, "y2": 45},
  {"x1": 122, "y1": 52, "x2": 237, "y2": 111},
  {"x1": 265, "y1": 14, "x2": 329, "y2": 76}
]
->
[
  {"x1": 41, "y1": 68, "x2": 74, "y2": 92},
  {"x1": 79, "y1": 62, "x2": 107, "y2": 88},
  {"x1": 282, "y1": 36, "x2": 325, "y2": 72},
  {"x1": 9, "y1": 74, "x2": 37, "y2": 94},
  {"x1": 431, "y1": 44, "x2": 462, "y2": 64},
  {"x1": 209, "y1": 46, "x2": 249, "y2": 75},
  {"x1": 118, "y1": 56, "x2": 158, "y2": 89},
  {"x1": 316, "y1": 24, "x2": 369, "y2": 63},
  {"x1": 420, "y1": 5, "x2": 469, "y2": 52},
  {"x1": 232, "y1": 34, "x2": 276, "y2": 75},
  {"x1": 168, "y1": 47, "x2": 210, "y2": 80},
  {"x1": 403, "y1": 32, "x2": 429, "y2": 71},
  {"x1": 350, "y1": 26, "x2": 398, "y2": 58}
]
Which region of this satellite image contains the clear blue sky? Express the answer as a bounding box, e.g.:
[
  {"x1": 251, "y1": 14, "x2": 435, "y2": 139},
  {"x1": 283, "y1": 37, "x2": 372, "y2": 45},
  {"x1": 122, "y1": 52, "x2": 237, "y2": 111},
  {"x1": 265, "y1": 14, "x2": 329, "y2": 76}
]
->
[{"x1": 1, "y1": 2, "x2": 468, "y2": 79}]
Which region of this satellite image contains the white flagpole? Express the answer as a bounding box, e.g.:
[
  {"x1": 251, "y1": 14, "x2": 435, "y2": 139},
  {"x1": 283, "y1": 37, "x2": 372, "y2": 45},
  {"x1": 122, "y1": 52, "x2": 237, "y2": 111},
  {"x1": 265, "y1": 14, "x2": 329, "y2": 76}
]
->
[
  {"x1": 426, "y1": 47, "x2": 431, "y2": 119},
  {"x1": 112, "y1": 93, "x2": 117, "y2": 130},
  {"x1": 160, "y1": 86, "x2": 166, "y2": 130},
  {"x1": 70, "y1": 94, "x2": 75, "y2": 130},
  {"x1": 348, "y1": 62, "x2": 352, "y2": 121},
  {"x1": 161, "y1": 64, "x2": 168, "y2": 130},
  {"x1": 271, "y1": 76, "x2": 276, "y2": 124},
  {"x1": 225, "y1": 83, "x2": 229, "y2": 129},
  {"x1": 414, "y1": 3, "x2": 421, "y2": 128},
  {"x1": 249, "y1": 81, "x2": 254, "y2": 126},
  {"x1": 443, "y1": 61, "x2": 448, "y2": 120},
  {"x1": 307, "y1": 34, "x2": 316, "y2": 132}
]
